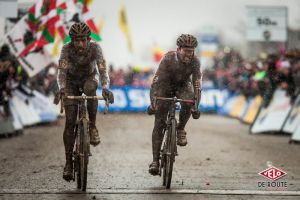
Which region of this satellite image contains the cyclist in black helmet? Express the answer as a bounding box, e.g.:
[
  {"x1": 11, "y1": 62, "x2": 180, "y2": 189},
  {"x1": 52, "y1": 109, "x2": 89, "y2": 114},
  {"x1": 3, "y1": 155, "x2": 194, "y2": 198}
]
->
[
  {"x1": 148, "y1": 34, "x2": 202, "y2": 176},
  {"x1": 56, "y1": 22, "x2": 114, "y2": 181}
]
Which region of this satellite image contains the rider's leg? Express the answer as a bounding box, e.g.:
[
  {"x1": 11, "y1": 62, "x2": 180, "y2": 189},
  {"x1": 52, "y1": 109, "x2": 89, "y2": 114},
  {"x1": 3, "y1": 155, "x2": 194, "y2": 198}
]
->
[
  {"x1": 63, "y1": 104, "x2": 78, "y2": 181},
  {"x1": 149, "y1": 101, "x2": 169, "y2": 175},
  {"x1": 176, "y1": 82, "x2": 194, "y2": 146},
  {"x1": 149, "y1": 84, "x2": 170, "y2": 175},
  {"x1": 152, "y1": 102, "x2": 169, "y2": 161},
  {"x1": 83, "y1": 78, "x2": 100, "y2": 146}
]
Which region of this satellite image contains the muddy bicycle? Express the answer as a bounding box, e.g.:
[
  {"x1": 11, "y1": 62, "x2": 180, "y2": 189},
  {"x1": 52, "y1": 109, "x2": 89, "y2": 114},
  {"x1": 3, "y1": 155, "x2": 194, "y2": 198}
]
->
[
  {"x1": 60, "y1": 94, "x2": 109, "y2": 191},
  {"x1": 153, "y1": 96, "x2": 196, "y2": 189}
]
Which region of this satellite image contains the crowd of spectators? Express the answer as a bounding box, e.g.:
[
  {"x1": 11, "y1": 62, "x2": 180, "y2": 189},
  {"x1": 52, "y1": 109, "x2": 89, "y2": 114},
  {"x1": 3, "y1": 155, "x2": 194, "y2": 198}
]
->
[
  {"x1": 2, "y1": 43, "x2": 300, "y2": 112},
  {"x1": 203, "y1": 48, "x2": 300, "y2": 107},
  {"x1": 0, "y1": 45, "x2": 22, "y2": 116},
  {"x1": 0, "y1": 45, "x2": 59, "y2": 117},
  {"x1": 109, "y1": 65, "x2": 153, "y2": 87}
]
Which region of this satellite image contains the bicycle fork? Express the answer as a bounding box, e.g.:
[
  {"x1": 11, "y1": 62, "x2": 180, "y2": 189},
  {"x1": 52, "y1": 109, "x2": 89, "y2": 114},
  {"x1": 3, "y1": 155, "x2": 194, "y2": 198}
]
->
[
  {"x1": 158, "y1": 123, "x2": 178, "y2": 177},
  {"x1": 167, "y1": 117, "x2": 178, "y2": 157}
]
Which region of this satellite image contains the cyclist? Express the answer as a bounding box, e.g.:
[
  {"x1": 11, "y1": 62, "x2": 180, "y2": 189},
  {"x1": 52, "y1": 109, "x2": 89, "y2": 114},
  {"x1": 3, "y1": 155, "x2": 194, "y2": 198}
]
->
[
  {"x1": 56, "y1": 22, "x2": 114, "y2": 181},
  {"x1": 148, "y1": 34, "x2": 202, "y2": 175}
]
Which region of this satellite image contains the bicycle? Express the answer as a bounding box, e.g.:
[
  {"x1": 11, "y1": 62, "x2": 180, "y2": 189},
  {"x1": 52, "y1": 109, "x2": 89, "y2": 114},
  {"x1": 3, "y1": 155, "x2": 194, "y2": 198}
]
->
[
  {"x1": 60, "y1": 93, "x2": 109, "y2": 191},
  {"x1": 153, "y1": 96, "x2": 195, "y2": 189}
]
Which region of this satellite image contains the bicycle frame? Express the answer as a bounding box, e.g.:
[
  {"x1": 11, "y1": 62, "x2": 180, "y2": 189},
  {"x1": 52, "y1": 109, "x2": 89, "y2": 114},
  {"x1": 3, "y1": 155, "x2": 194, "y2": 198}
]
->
[
  {"x1": 154, "y1": 96, "x2": 195, "y2": 188},
  {"x1": 60, "y1": 94, "x2": 108, "y2": 191},
  {"x1": 156, "y1": 96, "x2": 195, "y2": 155},
  {"x1": 154, "y1": 96, "x2": 195, "y2": 121},
  {"x1": 68, "y1": 95, "x2": 108, "y2": 168}
]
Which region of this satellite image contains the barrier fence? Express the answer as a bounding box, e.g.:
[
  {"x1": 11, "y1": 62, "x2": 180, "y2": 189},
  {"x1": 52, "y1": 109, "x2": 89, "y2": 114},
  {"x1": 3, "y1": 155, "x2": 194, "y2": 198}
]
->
[{"x1": 1, "y1": 85, "x2": 299, "y2": 142}]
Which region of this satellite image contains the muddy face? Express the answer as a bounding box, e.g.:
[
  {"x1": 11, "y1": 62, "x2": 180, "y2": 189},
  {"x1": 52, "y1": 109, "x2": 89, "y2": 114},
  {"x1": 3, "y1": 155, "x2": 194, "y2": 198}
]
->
[
  {"x1": 178, "y1": 47, "x2": 194, "y2": 64},
  {"x1": 73, "y1": 37, "x2": 89, "y2": 54}
]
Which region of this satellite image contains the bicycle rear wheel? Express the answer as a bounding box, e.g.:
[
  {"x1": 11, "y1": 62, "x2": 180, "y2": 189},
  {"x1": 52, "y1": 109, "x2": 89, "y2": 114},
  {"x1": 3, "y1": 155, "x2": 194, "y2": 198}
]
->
[
  {"x1": 165, "y1": 118, "x2": 176, "y2": 189},
  {"x1": 79, "y1": 118, "x2": 89, "y2": 191}
]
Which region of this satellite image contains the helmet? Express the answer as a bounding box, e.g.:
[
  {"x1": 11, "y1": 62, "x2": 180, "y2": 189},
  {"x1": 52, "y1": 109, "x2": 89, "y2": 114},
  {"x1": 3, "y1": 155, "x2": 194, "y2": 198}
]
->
[
  {"x1": 176, "y1": 34, "x2": 198, "y2": 48},
  {"x1": 69, "y1": 22, "x2": 91, "y2": 39}
]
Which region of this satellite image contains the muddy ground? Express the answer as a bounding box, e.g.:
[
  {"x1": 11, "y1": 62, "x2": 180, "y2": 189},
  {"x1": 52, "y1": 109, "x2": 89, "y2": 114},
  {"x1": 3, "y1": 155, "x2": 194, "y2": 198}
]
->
[{"x1": 0, "y1": 114, "x2": 299, "y2": 199}]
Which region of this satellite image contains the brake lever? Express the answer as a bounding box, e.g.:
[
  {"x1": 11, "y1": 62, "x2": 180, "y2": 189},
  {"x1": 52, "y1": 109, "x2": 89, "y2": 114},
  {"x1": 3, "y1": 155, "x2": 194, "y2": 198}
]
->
[
  {"x1": 60, "y1": 96, "x2": 64, "y2": 114},
  {"x1": 104, "y1": 99, "x2": 109, "y2": 114}
]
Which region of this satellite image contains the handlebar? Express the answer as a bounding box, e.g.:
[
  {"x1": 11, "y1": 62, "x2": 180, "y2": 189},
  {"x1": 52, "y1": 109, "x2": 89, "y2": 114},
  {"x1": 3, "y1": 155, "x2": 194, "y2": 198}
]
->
[
  {"x1": 153, "y1": 96, "x2": 195, "y2": 110},
  {"x1": 154, "y1": 96, "x2": 195, "y2": 104},
  {"x1": 60, "y1": 95, "x2": 109, "y2": 114},
  {"x1": 66, "y1": 96, "x2": 105, "y2": 100}
]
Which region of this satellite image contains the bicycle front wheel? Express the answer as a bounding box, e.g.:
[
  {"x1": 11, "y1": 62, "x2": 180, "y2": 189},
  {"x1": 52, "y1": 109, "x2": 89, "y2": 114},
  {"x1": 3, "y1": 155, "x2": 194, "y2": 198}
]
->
[
  {"x1": 162, "y1": 141, "x2": 167, "y2": 186},
  {"x1": 165, "y1": 118, "x2": 176, "y2": 189},
  {"x1": 75, "y1": 123, "x2": 81, "y2": 189},
  {"x1": 80, "y1": 118, "x2": 89, "y2": 191}
]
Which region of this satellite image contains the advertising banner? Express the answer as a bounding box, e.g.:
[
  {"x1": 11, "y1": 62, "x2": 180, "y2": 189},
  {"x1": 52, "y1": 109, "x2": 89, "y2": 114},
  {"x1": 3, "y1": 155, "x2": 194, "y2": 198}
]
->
[
  {"x1": 97, "y1": 86, "x2": 229, "y2": 113},
  {"x1": 251, "y1": 89, "x2": 291, "y2": 134}
]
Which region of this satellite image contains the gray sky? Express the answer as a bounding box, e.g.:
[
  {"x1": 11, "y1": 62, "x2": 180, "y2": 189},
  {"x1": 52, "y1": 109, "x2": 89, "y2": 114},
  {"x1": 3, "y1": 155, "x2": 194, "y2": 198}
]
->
[{"x1": 6, "y1": 0, "x2": 300, "y2": 67}]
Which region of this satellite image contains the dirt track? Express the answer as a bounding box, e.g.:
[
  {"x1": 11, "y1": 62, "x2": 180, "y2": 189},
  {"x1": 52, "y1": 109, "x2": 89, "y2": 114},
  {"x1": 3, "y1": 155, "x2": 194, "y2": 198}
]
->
[{"x1": 0, "y1": 114, "x2": 299, "y2": 199}]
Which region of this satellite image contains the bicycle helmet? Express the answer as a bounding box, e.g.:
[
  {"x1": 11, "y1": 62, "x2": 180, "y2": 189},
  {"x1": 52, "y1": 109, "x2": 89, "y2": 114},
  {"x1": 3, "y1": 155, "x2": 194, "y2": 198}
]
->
[
  {"x1": 176, "y1": 34, "x2": 198, "y2": 48},
  {"x1": 69, "y1": 22, "x2": 91, "y2": 39}
]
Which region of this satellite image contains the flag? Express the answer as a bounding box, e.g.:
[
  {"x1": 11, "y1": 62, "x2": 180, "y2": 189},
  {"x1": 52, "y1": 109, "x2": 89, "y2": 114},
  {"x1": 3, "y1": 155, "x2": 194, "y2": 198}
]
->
[
  {"x1": 97, "y1": 18, "x2": 104, "y2": 34},
  {"x1": 55, "y1": 0, "x2": 101, "y2": 43},
  {"x1": 55, "y1": 0, "x2": 79, "y2": 43},
  {"x1": 119, "y1": 5, "x2": 132, "y2": 52},
  {"x1": 4, "y1": 17, "x2": 52, "y2": 77},
  {"x1": 20, "y1": 0, "x2": 59, "y2": 57},
  {"x1": 27, "y1": 0, "x2": 57, "y2": 32},
  {"x1": 82, "y1": 2, "x2": 101, "y2": 41},
  {"x1": 20, "y1": 12, "x2": 59, "y2": 57},
  {"x1": 52, "y1": 30, "x2": 62, "y2": 57},
  {"x1": 153, "y1": 44, "x2": 163, "y2": 63}
]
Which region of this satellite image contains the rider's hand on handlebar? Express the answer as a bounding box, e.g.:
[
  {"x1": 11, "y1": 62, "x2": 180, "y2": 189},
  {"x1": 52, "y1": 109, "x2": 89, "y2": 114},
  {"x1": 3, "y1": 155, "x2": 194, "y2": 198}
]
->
[
  {"x1": 147, "y1": 105, "x2": 155, "y2": 115},
  {"x1": 53, "y1": 88, "x2": 66, "y2": 105},
  {"x1": 191, "y1": 109, "x2": 201, "y2": 119},
  {"x1": 102, "y1": 88, "x2": 114, "y2": 104},
  {"x1": 60, "y1": 88, "x2": 66, "y2": 98},
  {"x1": 191, "y1": 103, "x2": 200, "y2": 119}
]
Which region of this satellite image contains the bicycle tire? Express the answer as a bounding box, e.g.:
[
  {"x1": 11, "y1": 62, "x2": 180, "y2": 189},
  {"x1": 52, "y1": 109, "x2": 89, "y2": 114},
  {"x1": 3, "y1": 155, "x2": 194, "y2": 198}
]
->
[
  {"x1": 165, "y1": 118, "x2": 176, "y2": 189},
  {"x1": 162, "y1": 141, "x2": 167, "y2": 186},
  {"x1": 75, "y1": 125, "x2": 81, "y2": 189},
  {"x1": 80, "y1": 119, "x2": 89, "y2": 191},
  {"x1": 76, "y1": 153, "x2": 81, "y2": 189}
]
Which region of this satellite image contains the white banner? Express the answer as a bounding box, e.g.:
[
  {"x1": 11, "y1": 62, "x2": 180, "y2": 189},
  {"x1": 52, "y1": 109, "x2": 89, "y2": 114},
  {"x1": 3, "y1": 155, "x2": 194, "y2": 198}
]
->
[
  {"x1": 251, "y1": 89, "x2": 291, "y2": 134},
  {"x1": 4, "y1": 17, "x2": 52, "y2": 77},
  {"x1": 291, "y1": 125, "x2": 300, "y2": 142},
  {"x1": 246, "y1": 6, "x2": 287, "y2": 42},
  {"x1": 10, "y1": 90, "x2": 41, "y2": 126},
  {"x1": 282, "y1": 95, "x2": 300, "y2": 134}
]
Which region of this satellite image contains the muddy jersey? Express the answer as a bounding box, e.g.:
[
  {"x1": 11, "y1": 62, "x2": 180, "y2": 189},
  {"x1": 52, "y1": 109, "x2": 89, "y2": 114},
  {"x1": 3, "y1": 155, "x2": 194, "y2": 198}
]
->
[
  {"x1": 152, "y1": 51, "x2": 202, "y2": 90},
  {"x1": 57, "y1": 42, "x2": 109, "y2": 89}
]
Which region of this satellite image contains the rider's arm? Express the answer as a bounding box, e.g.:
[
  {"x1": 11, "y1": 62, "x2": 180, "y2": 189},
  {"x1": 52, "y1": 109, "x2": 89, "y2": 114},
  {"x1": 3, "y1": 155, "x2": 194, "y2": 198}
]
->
[
  {"x1": 192, "y1": 59, "x2": 202, "y2": 91},
  {"x1": 150, "y1": 54, "x2": 170, "y2": 103},
  {"x1": 95, "y1": 44, "x2": 109, "y2": 89},
  {"x1": 192, "y1": 58, "x2": 202, "y2": 107},
  {"x1": 151, "y1": 53, "x2": 171, "y2": 87},
  {"x1": 57, "y1": 45, "x2": 68, "y2": 90}
]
